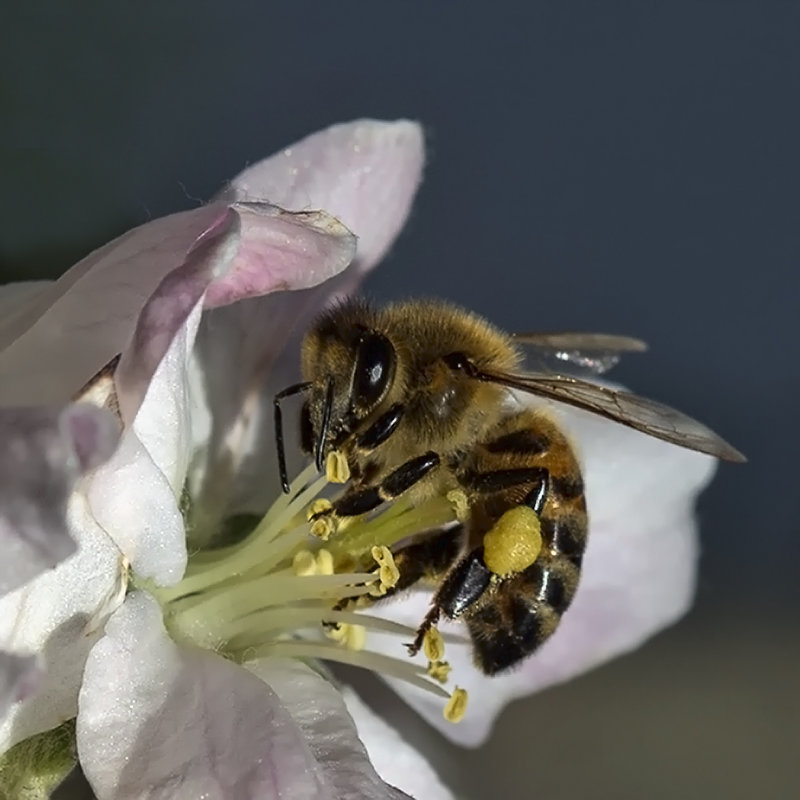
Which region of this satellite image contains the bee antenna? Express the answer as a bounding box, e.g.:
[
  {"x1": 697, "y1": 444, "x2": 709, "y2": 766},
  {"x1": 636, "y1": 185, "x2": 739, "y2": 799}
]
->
[
  {"x1": 274, "y1": 381, "x2": 312, "y2": 494},
  {"x1": 315, "y1": 376, "x2": 335, "y2": 475}
]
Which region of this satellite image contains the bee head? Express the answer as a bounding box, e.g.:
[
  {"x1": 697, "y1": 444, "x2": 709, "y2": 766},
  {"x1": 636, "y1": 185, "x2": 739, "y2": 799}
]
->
[{"x1": 301, "y1": 302, "x2": 397, "y2": 470}]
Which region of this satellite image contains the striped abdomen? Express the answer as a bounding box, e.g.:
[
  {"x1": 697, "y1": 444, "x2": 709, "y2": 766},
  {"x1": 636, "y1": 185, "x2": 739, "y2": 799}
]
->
[{"x1": 456, "y1": 408, "x2": 589, "y2": 675}]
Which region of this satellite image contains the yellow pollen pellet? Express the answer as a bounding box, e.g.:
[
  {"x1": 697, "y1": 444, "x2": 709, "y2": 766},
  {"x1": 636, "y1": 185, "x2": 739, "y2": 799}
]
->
[
  {"x1": 371, "y1": 545, "x2": 400, "y2": 589},
  {"x1": 326, "y1": 450, "x2": 351, "y2": 484},
  {"x1": 483, "y1": 506, "x2": 543, "y2": 576},
  {"x1": 446, "y1": 489, "x2": 470, "y2": 522},
  {"x1": 444, "y1": 687, "x2": 468, "y2": 723},
  {"x1": 427, "y1": 660, "x2": 452, "y2": 684},
  {"x1": 292, "y1": 550, "x2": 317, "y2": 576},
  {"x1": 423, "y1": 626, "x2": 446, "y2": 662}
]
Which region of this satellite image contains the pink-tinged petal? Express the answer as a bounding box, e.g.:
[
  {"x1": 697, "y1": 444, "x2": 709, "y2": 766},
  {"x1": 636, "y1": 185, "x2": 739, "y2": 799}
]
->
[
  {"x1": 342, "y1": 687, "x2": 454, "y2": 800},
  {"x1": 0, "y1": 280, "x2": 51, "y2": 337},
  {"x1": 0, "y1": 652, "x2": 42, "y2": 716},
  {"x1": 0, "y1": 206, "x2": 225, "y2": 407},
  {"x1": 87, "y1": 302, "x2": 204, "y2": 584},
  {"x1": 0, "y1": 404, "x2": 119, "y2": 596},
  {"x1": 0, "y1": 204, "x2": 354, "y2": 411},
  {"x1": 115, "y1": 205, "x2": 354, "y2": 426},
  {"x1": 223, "y1": 119, "x2": 425, "y2": 275},
  {"x1": 79, "y1": 594, "x2": 356, "y2": 800},
  {"x1": 246, "y1": 658, "x2": 413, "y2": 800},
  {"x1": 192, "y1": 122, "x2": 426, "y2": 518},
  {"x1": 0, "y1": 493, "x2": 124, "y2": 751},
  {"x1": 367, "y1": 406, "x2": 716, "y2": 746}
]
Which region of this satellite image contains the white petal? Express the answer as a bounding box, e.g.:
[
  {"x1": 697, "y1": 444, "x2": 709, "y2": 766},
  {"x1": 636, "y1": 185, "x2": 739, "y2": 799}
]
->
[
  {"x1": 79, "y1": 593, "x2": 358, "y2": 800},
  {"x1": 87, "y1": 302, "x2": 203, "y2": 585},
  {"x1": 0, "y1": 404, "x2": 119, "y2": 596},
  {"x1": 246, "y1": 658, "x2": 413, "y2": 799},
  {"x1": 368, "y1": 406, "x2": 716, "y2": 746},
  {"x1": 342, "y1": 687, "x2": 454, "y2": 800},
  {"x1": 0, "y1": 493, "x2": 123, "y2": 751}
]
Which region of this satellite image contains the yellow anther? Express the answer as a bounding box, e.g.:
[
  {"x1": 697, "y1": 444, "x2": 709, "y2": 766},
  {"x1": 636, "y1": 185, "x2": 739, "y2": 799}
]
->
[
  {"x1": 326, "y1": 450, "x2": 351, "y2": 484},
  {"x1": 427, "y1": 660, "x2": 452, "y2": 684},
  {"x1": 483, "y1": 506, "x2": 542, "y2": 576},
  {"x1": 368, "y1": 581, "x2": 389, "y2": 598},
  {"x1": 371, "y1": 545, "x2": 400, "y2": 590},
  {"x1": 444, "y1": 687, "x2": 468, "y2": 723},
  {"x1": 307, "y1": 498, "x2": 333, "y2": 520},
  {"x1": 292, "y1": 550, "x2": 317, "y2": 576},
  {"x1": 327, "y1": 622, "x2": 366, "y2": 651},
  {"x1": 310, "y1": 518, "x2": 336, "y2": 540},
  {"x1": 423, "y1": 626, "x2": 445, "y2": 662},
  {"x1": 315, "y1": 548, "x2": 334, "y2": 575},
  {"x1": 446, "y1": 489, "x2": 470, "y2": 522}
]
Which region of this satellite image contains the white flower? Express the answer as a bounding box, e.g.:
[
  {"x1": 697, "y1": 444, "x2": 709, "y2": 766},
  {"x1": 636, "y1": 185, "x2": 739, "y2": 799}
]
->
[{"x1": 0, "y1": 118, "x2": 718, "y2": 798}]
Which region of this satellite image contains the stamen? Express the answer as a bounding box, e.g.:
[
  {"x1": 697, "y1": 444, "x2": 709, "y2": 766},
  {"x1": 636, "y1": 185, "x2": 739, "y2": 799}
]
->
[
  {"x1": 293, "y1": 548, "x2": 334, "y2": 576},
  {"x1": 156, "y1": 460, "x2": 467, "y2": 722},
  {"x1": 444, "y1": 687, "x2": 468, "y2": 723},
  {"x1": 292, "y1": 550, "x2": 317, "y2": 576},
  {"x1": 249, "y1": 640, "x2": 451, "y2": 699},
  {"x1": 427, "y1": 660, "x2": 452, "y2": 684},
  {"x1": 308, "y1": 499, "x2": 336, "y2": 540},
  {"x1": 327, "y1": 622, "x2": 367, "y2": 650},
  {"x1": 371, "y1": 545, "x2": 400, "y2": 590},
  {"x1": 326, "y1": 450, "x2": 350, "y2": 484},
  {"x1": 423, "y1": 626, "x2": 446, "y2": 662}
]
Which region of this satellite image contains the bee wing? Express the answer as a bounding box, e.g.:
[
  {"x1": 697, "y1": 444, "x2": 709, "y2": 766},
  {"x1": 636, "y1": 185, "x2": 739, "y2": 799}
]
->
[
  {"x1": 511, "y1": 332, "x2": 648, "y2": 376},
  {"x1": 484, "y1": 369, "x2": 746, "y2": 462}
]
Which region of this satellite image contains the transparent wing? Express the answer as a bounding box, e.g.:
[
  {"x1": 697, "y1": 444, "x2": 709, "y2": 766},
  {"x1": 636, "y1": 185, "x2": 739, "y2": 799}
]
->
[
  {"x1": 484, "y1": 368, "x2": 746, "y2": 462},
  {"x1": 512, "y1": 332, "x2": 648, "y2": 376}
]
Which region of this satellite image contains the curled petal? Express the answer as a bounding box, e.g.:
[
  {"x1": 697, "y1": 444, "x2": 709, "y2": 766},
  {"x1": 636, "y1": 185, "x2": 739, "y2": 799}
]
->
[
  {"x1": 247, "y1": 659, "x2": 415, "y2": 800},
  {"x1": 0, "y1": 404, "x2": 119, "y2": 596},
  {"x1": 115, "y1": 204, "x2": 355, "y2": 424},
  {"x1": 223, "y1": 119, "x2": 425, "y2": 275},
  {"x1": 0, "y1": 203, "x2": 355, "y2": 410},
  {"x1": 78, "y1": 593, "x2": 403, "y2": 800},
  {"x1": 0, "y1": 206, "x2": 224, "y2": 407},
  {"x1": 368, "y1": 407, "x2": 716, "y2": 746}
]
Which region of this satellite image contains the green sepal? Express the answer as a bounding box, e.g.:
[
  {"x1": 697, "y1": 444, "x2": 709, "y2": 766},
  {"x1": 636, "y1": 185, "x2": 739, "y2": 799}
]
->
[{"x1": 0, "y1": 719, "x2": 77, "y2": 800}]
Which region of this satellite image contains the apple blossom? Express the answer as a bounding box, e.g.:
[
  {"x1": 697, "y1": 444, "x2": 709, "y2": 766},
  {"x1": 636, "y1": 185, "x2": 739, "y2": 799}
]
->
[{"x1": 0, "y1": 118, "x2": 719, "y2": 799}]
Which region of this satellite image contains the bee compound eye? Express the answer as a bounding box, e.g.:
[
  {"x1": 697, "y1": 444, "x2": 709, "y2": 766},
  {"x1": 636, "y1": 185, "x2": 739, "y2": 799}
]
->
[{"x1": 352, "y1": 332, "x2": 395, "y2": 411}]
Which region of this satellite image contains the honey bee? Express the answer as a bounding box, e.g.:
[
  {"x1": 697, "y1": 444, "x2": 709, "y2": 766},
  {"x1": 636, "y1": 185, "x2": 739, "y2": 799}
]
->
[{"x1": 274, "y1": 299, "x2": 744, "y2": 675}]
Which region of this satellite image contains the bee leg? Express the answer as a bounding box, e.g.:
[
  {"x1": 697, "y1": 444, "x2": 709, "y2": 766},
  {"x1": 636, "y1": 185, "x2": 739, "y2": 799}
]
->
[
  {"x1": 354, "y1": 403, "x2": 405, "y2": 452},
  {"x1": 407, "y1": 468, "x2": 549, "y2": 654},
  {"x1": 459, "y1": 466, "x2": 549, "y2": 511},
  {"x1": 332, "y1": 525, "x2": 463, "y2": 613},
  {"x1": 315, "y1": 451, "x2": 440, "y2": 519},
  {"x1": 407, "y1": 547, "x2": 493, "y2": 655}
]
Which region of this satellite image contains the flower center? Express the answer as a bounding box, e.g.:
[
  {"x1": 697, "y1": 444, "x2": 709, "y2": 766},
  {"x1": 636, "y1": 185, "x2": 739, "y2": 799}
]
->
[{"x1": 147, "y1": 460, "x2": 468, "y2": 718}]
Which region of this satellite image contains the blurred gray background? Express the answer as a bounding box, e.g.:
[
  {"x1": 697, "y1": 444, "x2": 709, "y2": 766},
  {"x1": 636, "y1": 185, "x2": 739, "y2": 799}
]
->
[{"x1": 3, "y1": 2, "x2": 797, "y2": 798}]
